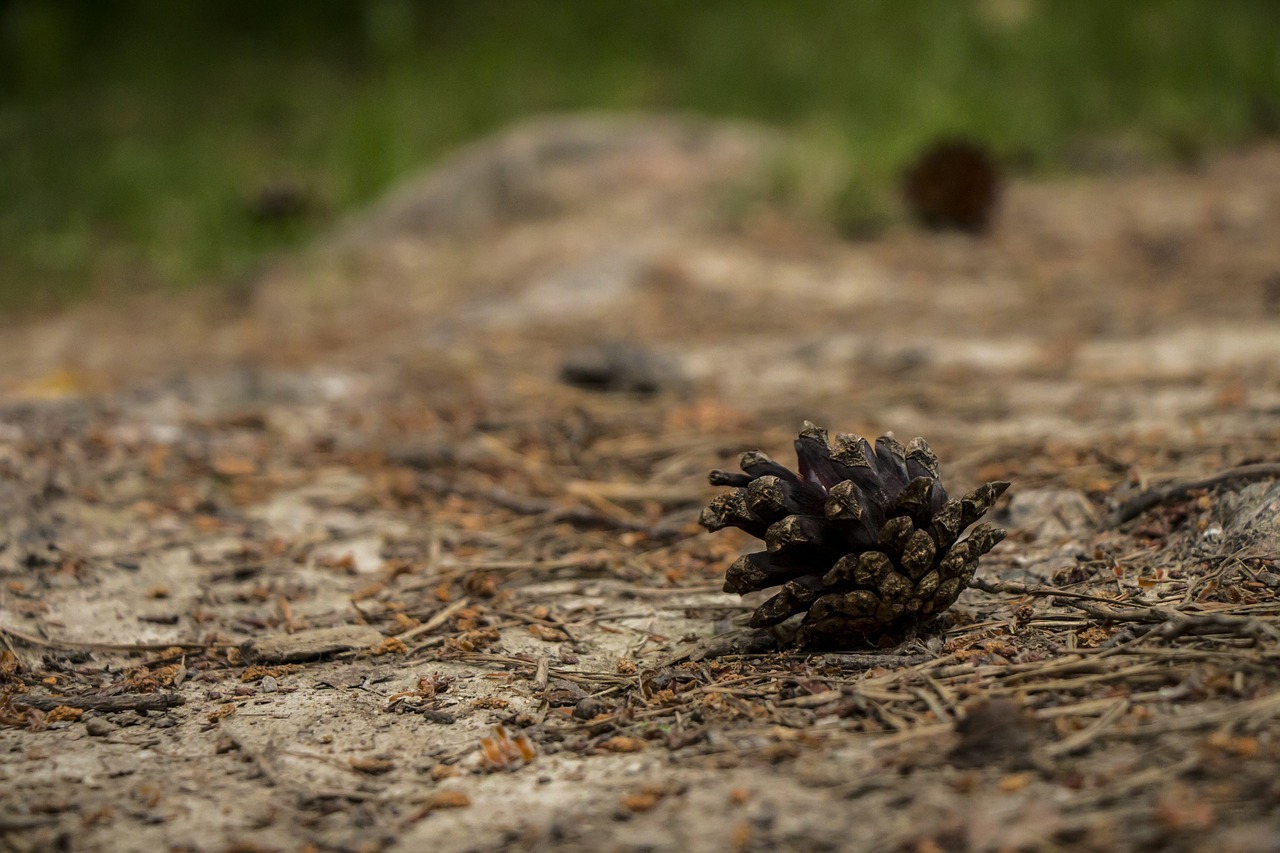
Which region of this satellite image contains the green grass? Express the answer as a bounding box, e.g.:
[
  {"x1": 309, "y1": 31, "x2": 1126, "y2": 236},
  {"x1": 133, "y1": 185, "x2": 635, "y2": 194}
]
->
[{"x1": 2, "y1": 0, "x2": 1278, "y2": 311}]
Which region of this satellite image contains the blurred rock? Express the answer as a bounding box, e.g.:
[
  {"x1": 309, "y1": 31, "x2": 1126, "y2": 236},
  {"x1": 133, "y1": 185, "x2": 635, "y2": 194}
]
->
[
  {"x1": 998, "y1": 487, "x2": 1099, "y2": 542},
  {"x1": 902, "y1": 137, "x2": 1002, "y2": 233},
  {"x1": 249, "y1": 179, "x2": 313, "y2": 223},
  {"x1": 559, "y1": 343, "x2": 681, "y2": 395}
]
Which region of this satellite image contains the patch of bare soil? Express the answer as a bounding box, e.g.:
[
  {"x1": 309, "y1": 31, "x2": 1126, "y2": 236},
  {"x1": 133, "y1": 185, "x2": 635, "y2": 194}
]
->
[{"x1": 4, "y1": 115, "x2": 1280, "y2": 852}]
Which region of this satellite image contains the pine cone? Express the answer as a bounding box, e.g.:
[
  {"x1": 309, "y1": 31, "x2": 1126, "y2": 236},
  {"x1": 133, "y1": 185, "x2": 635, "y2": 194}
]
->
[
  {"x1": 902, "y1": 138, "x2": 1001, "y2": 234},
  {"x1": 701, "y1": 423, "x2": 1009, "y2": 647}
]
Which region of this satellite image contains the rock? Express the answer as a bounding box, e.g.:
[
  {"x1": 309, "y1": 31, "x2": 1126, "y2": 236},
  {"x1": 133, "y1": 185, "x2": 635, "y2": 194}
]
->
[
  {"x1": 998, "y1": 488, "x2": 1099, "y2": 541},
  {"x1": 559, "y1": 343, "x2": 681, "y2": 395},
  {"x1": 85, "y1": 716, "x2": 116, "y2": 737}
]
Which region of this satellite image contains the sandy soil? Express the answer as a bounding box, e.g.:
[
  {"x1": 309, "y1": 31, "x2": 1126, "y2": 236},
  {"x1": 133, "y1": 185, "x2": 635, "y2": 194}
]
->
[{"x1": 3, "y1": 115, "x2": 1280, "y2": 852}]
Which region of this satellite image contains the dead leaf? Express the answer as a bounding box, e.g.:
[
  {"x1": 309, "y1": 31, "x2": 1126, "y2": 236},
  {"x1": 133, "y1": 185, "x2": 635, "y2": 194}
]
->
[
  {"x1": 598, "y1": 736, "x2": 646, "y2": 753},
  {"x1": 44, "y1": 706, "x2": 84, "y2": 724},
  {"x1": 620, "y1": 789, "x2": 664, "y2": 812},
  {"x1": 211, "y1": 454, "x2": 257, "y2": 477},
  {"x1": 240, "y1": 664, "x2": 303, "y2": 683},
  {"x1": 349, "y1": 756, "x2": 396, "y2": 775},
  {"x1": 207, "y1": 703, "x2": 237, "y2": 724},
  {"x1": 528, "y1": 624, "x2": 568, "y2": 642},
  {"x1": 997, "y1": 772, "x2": 1033, "y2": 793},
  {"x1": 409, "y1": 790, "x2": 471, "y2": 822},
  {"x1": 446, "y1": 627, "x2": 501, "y2": 652},
  {"x1": 370, "y1": 636, "x2": 409, "y2": 656},
  {"x1": 480, "y1": 724, "x2": 536, "y2": 768}
]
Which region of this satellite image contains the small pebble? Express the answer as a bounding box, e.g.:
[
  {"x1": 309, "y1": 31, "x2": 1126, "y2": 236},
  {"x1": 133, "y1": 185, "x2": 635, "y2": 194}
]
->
[
  {"x1": 422, "y1": 710, "x2": 456, "y2": 725},
  {"x1": 572, "y1": 697, "x2": 607, "y2": 720},
  {"x1": 260, "y1": 675, "x2": 279, "y2": 693},
  {"x1": 85, "y1": 717, "x2": 116, "y2": 737}
]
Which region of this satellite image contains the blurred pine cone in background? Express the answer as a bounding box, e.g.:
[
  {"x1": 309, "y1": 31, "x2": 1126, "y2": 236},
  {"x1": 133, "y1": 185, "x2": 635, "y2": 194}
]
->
[
  {"x1": 701, "y1": 423, "x2": 1009, "y2": 648},
  {"x1": 902, "y1": 137, "x2": 1002, "y2": 233}
]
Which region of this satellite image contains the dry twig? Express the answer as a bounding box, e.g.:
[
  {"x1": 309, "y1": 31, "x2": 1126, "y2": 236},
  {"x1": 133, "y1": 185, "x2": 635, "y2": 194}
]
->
[
  {"x1": 11, "y1": 693, "x2": 185, "y2": 712},
  {"x1": 1108, "y1": 462, "x2": 1280, "y2": 526}
]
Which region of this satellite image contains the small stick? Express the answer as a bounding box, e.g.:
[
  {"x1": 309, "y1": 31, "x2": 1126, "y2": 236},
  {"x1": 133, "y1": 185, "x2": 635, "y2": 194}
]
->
[
  {"x1": 1044, "y1": 698, "x2": 1130, "y2": 757},
  {"x1": 494, "y1": 608, "x2": 579, "y2": 643},
  {"x1": 1108, "y1": 462, "x2": 1280, "y2": 526},
  {"x1": 11, "y1": 693, "x2": 186, "y2": 712},
  {"x1": 396, "y1": 598, "x2": 472, "y2": 642}
]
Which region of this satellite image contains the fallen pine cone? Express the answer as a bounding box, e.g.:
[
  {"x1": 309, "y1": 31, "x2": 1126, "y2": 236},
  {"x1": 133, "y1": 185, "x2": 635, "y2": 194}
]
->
[
  {"x1": 701, "y1": 423, "x2": 1009, "y2": 648},
  {"x1": 902, "y1": 137, "x2": 1002, "y2": 234}
]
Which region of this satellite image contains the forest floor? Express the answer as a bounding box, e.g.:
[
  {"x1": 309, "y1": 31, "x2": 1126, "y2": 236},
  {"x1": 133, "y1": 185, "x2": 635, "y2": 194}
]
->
[{"x1": 3, "y1": 115, "x2": 1280, "y2": 852}]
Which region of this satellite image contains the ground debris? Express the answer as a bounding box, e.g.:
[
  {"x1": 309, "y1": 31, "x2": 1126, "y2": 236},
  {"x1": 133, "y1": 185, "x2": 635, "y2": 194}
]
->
[
  {"x1": 5, "y1": 125, "x2": 1280, "y2": 852},
  {"x1": 479, "y1": 724, "x2": 536, "y2": 769}
]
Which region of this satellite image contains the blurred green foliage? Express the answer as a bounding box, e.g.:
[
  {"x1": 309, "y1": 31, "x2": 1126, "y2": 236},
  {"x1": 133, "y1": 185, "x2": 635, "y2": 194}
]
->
[{"x1": 2, "y1": 0, "x2": 1278, "y2": 310}]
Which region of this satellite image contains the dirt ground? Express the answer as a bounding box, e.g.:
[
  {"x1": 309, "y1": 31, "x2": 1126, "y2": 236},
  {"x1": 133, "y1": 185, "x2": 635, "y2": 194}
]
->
[{"x1": 4, "y1": 115, "x2": 1280, "y2": 852}]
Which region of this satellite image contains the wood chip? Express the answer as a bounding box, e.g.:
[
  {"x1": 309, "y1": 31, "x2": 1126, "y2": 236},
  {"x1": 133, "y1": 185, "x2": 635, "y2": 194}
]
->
[{"x1": 242, "y1": 625, "x2": 386, "y2": 663}]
